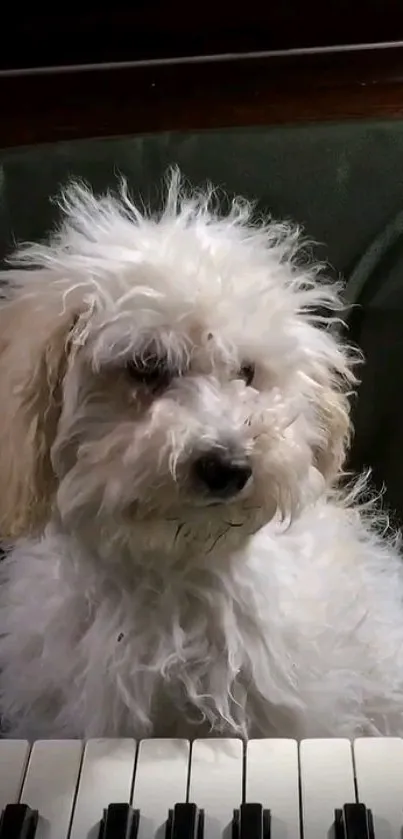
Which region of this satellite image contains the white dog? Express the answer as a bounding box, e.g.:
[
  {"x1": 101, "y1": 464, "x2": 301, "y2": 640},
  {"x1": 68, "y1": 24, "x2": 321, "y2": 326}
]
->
[{"x1": 0, "y1": 170, "x2": 403, "y2": 742}]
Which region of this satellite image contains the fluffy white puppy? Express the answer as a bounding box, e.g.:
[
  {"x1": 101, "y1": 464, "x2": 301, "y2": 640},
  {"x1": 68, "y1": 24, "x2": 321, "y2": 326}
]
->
[{"x1": 0, "y1": 171, "x2": 402, "y2": 742}]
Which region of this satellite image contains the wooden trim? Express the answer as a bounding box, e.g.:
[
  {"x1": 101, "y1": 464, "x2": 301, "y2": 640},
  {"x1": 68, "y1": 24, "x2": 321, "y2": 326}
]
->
[{"x1": 2, "y1": 44, "x2": 403, "y2": 149}]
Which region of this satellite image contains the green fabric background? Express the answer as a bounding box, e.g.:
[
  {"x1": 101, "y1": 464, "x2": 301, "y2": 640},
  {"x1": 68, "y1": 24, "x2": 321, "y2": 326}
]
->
[{"x1": 2, "y1": 121, "x2": 403, "y2": 273}]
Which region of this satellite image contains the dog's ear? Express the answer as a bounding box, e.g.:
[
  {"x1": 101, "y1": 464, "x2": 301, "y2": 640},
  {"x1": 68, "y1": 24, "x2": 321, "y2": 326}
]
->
[
  {"x1": 311, "y1": 379, "x2": 351, "y2": 482},
  {"x1": 0, "y1": 291, "x2": 78, "y2": 539}
]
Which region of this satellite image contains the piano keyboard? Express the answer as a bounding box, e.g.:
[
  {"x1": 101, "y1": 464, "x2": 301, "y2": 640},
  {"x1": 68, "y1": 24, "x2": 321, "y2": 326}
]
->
[{"x1": 0, "y1": 737, "x2": 402, "y2": 839}]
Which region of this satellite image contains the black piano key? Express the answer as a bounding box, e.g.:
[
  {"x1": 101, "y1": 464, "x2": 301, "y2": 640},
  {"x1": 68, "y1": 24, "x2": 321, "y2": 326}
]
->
[
  {"x1": 166, "y1": 803, "x2": 204, "y2": 839},
  {"x1": 233, "y1": 803, "x2": 271, "y2": 839},
  {"x1": 0, "y1": 803, "x2": 38, "y2": 839},
  {"x1": 335, "y1": 803, "x2": 375, "y2": 839},
  {"x1": 98, "y1": 803, "x2": 139, "y2": 839}
]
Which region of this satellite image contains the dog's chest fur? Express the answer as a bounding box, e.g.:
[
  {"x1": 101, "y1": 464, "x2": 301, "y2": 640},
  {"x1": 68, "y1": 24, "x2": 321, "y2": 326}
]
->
[
  {"x1": 2, "y1": 503, "x2": 403, "y2": 741},
  {"x1": 0, "y1": 522, "x2": 290, "y2": 738}
]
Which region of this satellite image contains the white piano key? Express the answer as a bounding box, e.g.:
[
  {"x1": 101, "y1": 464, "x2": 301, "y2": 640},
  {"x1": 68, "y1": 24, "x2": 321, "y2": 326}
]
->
[
  {"x1": 132, "y1": 738, "x2": 190, "y2": 839},
  {"x1": 246, "y1": 739, "x2": 300, "y2": 839},
  {"x1": 188, "y1": 738, "x2": 243, "y2": 839},
  {"x1": 69, "y1": 738, "x2": 137, "y2": 839},
  {"x1": 19, "y1": 740, "x2": 83, "y2": 839},
  {"x1": 300, "y1": 738, "x2": 356, "y2": 839},
  {"x1": 354, "y1": 737, "x2": 403, "y2": 839},
  {"x1": 0, "y1": 740, "x2": 30, "y2": 809}
]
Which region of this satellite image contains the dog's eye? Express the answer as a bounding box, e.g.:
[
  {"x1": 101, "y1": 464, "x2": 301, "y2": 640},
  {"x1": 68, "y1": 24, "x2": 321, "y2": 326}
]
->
[
  {"x1": 239, "y1": 363, "x2": 255, "y2": 387},
  {"x1": 126, "y1": 354, "x2": 171, "y2": 387}
]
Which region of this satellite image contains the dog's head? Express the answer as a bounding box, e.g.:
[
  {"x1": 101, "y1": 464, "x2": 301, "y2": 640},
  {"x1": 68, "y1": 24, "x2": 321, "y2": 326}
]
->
[{"x1": 0, "y1": 173, "x2": 355, "y2": 561}]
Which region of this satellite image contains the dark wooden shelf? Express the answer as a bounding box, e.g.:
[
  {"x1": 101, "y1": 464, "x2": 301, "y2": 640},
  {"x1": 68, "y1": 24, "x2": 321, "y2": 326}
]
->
[
  {"x1": 3, "y1": 3, "x2": 403, "y2": 149},
  {"x1": 2, "y1": 44, "x2": 403, "y2": 149}
]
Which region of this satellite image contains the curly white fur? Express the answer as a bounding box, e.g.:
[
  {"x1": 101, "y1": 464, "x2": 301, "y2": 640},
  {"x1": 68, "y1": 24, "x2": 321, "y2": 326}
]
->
[{"x1": 0, "y1": 170, "x2": 403, "y2": 741}]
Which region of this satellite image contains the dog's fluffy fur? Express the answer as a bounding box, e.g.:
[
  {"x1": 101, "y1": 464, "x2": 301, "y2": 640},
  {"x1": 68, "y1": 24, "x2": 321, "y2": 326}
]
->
[{"x1": 1, "y1": 171, "x2": 403, "y2": 741}]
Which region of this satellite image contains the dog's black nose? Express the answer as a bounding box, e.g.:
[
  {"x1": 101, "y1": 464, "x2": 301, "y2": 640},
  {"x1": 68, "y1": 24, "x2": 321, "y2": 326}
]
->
[{"x1": 193, "y1": 452, "x2": 252, "y2": 497}]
